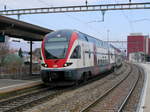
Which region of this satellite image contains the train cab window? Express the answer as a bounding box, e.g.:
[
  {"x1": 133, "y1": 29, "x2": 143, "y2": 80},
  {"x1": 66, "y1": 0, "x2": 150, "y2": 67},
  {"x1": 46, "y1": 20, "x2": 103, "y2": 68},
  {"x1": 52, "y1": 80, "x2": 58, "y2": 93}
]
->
[{"x1": 71, "y1": 45, "x2": 81, "y2": 59}]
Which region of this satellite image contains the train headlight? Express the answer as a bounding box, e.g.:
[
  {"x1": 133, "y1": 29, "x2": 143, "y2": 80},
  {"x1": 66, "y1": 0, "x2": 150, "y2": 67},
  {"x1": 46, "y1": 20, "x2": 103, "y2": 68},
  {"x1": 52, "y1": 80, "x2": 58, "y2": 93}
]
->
[
  {"x1": 64, "y1": 63, "x2": 67, "y2": 67},
  {"x1": 41, "y1": 63, "x2": 48, "y2": 68},
  {"x1": 63, "y1": 62, "x2": 73, "y2": 67}
]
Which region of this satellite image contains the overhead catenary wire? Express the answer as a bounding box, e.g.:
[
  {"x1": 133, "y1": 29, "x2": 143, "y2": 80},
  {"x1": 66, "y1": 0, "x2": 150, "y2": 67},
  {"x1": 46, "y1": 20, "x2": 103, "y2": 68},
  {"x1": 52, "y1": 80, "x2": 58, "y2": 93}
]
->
[
  {"x1": 36, "y1": 0, "x2": 53, "y2": 7},
  {"x1": 33, "y1": 0, "x2": 105, "y2": 38},
  {"x1": 0, "y1": 0, "x2": 146, "y2": 50},
  {"x1": 0, "y1": 0, "x2": 14, "y2": 10},
  {"x1": 3, "y1": 0, "x2": 105, "y2": 49},
  {"x1": 64, "y1": 13, "x2": 104, "y2": 38}
]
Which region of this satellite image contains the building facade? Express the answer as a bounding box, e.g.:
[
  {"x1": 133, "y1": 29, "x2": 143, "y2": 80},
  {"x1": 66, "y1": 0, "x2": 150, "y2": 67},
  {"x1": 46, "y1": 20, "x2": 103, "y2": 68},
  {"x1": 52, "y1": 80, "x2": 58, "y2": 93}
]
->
[{"x1": 127, "y1": 33, "x2": 150, "y2": 62}]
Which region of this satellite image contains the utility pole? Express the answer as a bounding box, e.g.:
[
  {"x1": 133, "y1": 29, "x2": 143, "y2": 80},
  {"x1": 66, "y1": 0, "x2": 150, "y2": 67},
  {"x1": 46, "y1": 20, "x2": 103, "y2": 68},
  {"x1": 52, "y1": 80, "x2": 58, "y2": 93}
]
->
[
  {"x1": 101, "y1": 10, "x2": 105, "y2": 22},
  {"x1": 17, "y1": 14, "x2": 20, "y2": 20},
  {"x1": 30, "y1": 41, "x2": 32, "y2": 76},
  {"x1": 85, "y1": 0, "x2": 88, "y2": 6},
  {"x1": 4, "y1": 5, "x2": 6, "y2": 10}
]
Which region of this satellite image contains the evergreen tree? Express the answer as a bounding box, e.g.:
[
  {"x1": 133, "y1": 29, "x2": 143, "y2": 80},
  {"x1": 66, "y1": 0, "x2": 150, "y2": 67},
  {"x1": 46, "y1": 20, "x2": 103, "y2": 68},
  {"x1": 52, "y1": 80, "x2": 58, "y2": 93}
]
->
[{"x1": 18, "y1": 48, "x2": 23, "y2": 58}]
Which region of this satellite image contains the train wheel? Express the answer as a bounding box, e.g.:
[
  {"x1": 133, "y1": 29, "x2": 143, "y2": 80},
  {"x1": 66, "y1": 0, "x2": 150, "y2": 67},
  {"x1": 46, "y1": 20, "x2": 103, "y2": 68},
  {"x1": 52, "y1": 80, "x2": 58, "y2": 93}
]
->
[
  {"x1": 113, "y1": 67, "x2": 117, "y2": 73},
  {"x1": 88, "y1": 71, "x2": 92, "y2": 79},
  {"x1": 75, "y1": 80, "x2": 80, "y2": 86},
  {"x1": 41, "y1": 71, "x2": 50, "y2": 83}
]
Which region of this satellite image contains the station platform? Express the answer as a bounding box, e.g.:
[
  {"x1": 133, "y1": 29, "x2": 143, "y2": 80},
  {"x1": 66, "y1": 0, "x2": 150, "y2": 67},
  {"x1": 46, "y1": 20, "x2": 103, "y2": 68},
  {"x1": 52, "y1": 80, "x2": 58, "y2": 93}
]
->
[
  {"x1": 0, "y1": 79, "x2": 43, "y2": 94},
  {"x1": 137, "y1": 63, "x2": 150, "y2": 112}
]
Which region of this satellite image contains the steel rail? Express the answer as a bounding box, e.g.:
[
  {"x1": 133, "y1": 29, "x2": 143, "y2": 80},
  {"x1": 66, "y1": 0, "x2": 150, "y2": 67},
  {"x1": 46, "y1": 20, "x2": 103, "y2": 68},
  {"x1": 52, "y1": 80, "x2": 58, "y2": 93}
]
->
[
  {"x1": 0, "y1": 87, "x2": 55, "y2": 112},
  {"x1": 117, "y1": 65, "x2": 141, "y2": 112},
  {"x1": 0, "y1": 87, "x2": 49, "y2": 105},
  {"x1": 0, "y1": 2, "x2": 150, "y2": 15},
  {"x1": 80, "y1": 64, "x2": 133, "y2": 112},
  {"x1": 0, "y1": 77, "x2": 98, "y2": 112},
  {"x1": 4, "y1": 91, "x2": 57, "y2": 112}
]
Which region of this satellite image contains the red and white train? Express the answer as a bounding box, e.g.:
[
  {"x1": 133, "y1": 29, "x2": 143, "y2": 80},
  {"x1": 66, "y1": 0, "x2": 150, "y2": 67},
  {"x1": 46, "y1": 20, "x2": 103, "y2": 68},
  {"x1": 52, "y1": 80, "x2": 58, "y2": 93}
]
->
[{"x1": 40, "y1": 29, "x2": 123, "y2": 84}]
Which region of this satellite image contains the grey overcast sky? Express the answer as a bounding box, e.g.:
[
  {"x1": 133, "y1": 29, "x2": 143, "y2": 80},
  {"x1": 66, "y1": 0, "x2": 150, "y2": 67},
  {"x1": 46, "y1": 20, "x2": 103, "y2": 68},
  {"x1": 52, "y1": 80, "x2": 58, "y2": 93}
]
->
[{"x1": 0, "y1": 0, "x2": 149, "y2": 51}]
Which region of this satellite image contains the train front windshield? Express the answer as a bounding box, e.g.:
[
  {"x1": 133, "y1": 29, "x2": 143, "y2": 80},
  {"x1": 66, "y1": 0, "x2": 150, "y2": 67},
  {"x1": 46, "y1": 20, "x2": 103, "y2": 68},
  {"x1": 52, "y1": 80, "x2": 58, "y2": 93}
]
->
[{"x1": 44, "y1": 30, "x2": 72, "y2": 59}]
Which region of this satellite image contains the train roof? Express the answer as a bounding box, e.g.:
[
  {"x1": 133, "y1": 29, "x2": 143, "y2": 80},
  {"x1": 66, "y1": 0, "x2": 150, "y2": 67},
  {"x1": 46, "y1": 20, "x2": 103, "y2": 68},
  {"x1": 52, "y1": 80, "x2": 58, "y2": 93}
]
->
[
  {"x1": 48, "y1": 29, "x2": 121, "y2": 52},
  {"x1": 110, "y1": 44, "x2": 121, "y2": 52}
]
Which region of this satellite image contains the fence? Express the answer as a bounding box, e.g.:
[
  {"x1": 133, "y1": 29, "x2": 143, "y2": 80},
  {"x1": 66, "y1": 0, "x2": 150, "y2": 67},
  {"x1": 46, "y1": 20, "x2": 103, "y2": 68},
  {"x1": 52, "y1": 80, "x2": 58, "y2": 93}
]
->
[{"x1": 0, "y1": 64, "x2": 40, "y2": 79}]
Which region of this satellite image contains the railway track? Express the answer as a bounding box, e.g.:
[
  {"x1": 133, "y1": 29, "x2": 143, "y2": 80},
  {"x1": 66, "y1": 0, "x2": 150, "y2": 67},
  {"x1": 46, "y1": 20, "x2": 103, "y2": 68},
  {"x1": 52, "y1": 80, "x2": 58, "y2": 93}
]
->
[
  {"x1": 0, "y1": 87, "x2": 59, "y2": 112},
  {"x1": 24, "y1": 63, "x2": 131, "y2": 112},
  {"x1": 80, "y1": 64, "x2": 141, "y2": 112},
  {"x1": 0, "y1": 75, "x2": 109, "y2": 112},
  {"x1": 0, "y1": 63, "x2": 130, "y2": 112}
]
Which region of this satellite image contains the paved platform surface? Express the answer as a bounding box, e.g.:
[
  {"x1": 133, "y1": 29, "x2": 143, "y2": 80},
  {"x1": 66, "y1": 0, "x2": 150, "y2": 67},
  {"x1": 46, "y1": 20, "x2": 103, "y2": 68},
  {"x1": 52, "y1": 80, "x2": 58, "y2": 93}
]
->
[
  {"x1": 0, "y1": 79, "x2": 42, "y2": 94},
  {"x1": 138, "y1": 63, "x2": 150, "y2": 112}
]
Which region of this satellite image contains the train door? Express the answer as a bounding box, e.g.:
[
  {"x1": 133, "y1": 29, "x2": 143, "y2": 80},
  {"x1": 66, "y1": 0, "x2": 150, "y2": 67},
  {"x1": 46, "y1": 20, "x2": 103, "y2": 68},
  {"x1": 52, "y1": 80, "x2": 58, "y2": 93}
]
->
[
  {"x1": 82, "y1": 43, "x2": 86, "y2": 67},
  {"x1": 76, "y1": 41, "x2": 82, "y2": 68},
  {"x1": 93, "y1": 44, "x2": 97, "y2": 66},
  {"x1": 70, "y1": 40, "x2": 81, "y2": 68},
  {"x1": 83, "y1": 42, "x2": 89, "y2": 67},
  {"x1": 82, "y1": 42, "x2": 90, "y2": 67}
]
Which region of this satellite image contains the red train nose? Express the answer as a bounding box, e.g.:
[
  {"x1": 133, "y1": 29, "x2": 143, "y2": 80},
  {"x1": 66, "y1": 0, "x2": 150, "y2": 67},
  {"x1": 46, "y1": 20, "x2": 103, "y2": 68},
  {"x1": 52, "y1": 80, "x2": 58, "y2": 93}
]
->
[{"x1": 45, "y1": 59, "x2": 67, "y2": 68}]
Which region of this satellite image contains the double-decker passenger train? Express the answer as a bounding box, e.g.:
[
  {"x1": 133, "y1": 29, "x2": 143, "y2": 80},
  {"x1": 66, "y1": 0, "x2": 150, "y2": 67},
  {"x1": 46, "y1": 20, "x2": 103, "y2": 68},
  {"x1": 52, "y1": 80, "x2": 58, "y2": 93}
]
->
[{"x1": 40, "y1": 29, "x2": 123, "y2": 84}]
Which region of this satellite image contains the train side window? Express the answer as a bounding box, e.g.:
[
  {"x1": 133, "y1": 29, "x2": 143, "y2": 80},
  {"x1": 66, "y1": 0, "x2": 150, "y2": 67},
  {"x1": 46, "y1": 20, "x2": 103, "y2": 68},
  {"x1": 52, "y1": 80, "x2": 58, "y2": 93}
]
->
[
  {"x1": 111, "y1": 53, "x2": 113, "y2": 58},
  {"x1": 85, "y1": 36, "x2": 88, "y2": 41},
  {"x1": 89, "y1": 49, "x2": 91, "y2": 58},
  {"x1": 71, "y1": 45, "x2": 81, "y2": 59},
  {"x1": 79, "y1": 33, "x2": 87, "y2": 41}
]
